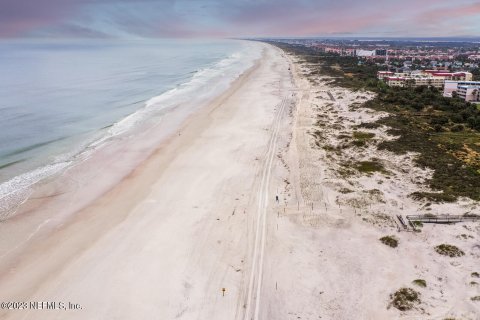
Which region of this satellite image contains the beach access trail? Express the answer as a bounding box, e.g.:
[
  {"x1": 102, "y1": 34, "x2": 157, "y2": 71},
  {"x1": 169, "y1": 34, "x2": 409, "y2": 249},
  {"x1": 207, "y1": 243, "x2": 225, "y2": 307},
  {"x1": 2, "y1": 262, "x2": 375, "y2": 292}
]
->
[{"x1": 0, "y1": 43, "x2": 297, "y2": 319}]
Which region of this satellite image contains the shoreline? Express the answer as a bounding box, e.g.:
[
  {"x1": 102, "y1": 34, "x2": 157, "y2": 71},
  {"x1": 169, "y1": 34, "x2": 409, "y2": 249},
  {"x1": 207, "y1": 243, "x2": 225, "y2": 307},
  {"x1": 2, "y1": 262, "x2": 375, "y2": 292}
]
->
[
  {"x1": 0, "y1": 41, "x2": 264, "y2": 252},
  {"x1": 0, "y1": 43, "x2": 265, "y2": 255},
  {"x1": 0, "y1": 43, "x2": 297, "y2": 319},
  {"x1": 0, "y1": 39, "x2": 262, "y2": 222}
]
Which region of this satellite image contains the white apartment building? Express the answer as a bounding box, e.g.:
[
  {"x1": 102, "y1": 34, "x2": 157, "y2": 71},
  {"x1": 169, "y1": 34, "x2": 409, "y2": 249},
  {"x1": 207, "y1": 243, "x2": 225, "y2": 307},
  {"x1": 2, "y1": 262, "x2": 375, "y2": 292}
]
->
[
  {"x1": 377, "y1": 71, "x2": 394, "y2": 80},
  {"x1": 457, "y1": 85, "x2": 480, "y2": 102},
  {"x1": 384, "y1": 75, "x2": 445, "y2": 88},
  {"x1": 411, "y1": 76, "x2": 445, "y2": 88},
  {"x1": 423, "y1": 71, "x2": 473, "y2": 81},
  {"x1": 384, "y1": 77, "x2": 406, "y2": 87},
  {"x1": 380, "y1": 70, "x2": 473, "y2": 89},
  {"x1": 443, "y1": 81, "x2": 480, "y2": 102}
]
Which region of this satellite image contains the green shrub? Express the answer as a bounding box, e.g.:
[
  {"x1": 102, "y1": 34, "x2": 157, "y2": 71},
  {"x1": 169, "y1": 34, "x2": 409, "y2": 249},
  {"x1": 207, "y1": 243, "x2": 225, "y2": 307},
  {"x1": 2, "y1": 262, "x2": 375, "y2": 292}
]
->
[
  {"x1": 357, "y1": 160, "x2": 385, "y2": 174},
  {"x1": 412, "y1": 279, "x2": 427, "y2": 288},
  {"x1": 410, "y1": 191, "x2": 457, "y2": 203},
  {"x1": 357, "y1": 122, "x2": 381, "y2": 129},
  {"x1": 353, "y1": 131, "x2": 375, "y2": 140},
  {"x1": 390, "y1": 288, "x2": 420, "y2": 311},
  {"x1": 380, "y1": 236, "x2": 398, "y2": 248},
  {"x1": 412, "y1": 221, "x2": 423, "y2": 228},
  {"x1": 351, "y1": 140, "x2": 366, "y2": 147},
  {"x1": 434, "y1": 244, "x2": 465, "y2": 257},
  {"x1": 450, "y1": 124, "x2": 465, "y2": 132}
]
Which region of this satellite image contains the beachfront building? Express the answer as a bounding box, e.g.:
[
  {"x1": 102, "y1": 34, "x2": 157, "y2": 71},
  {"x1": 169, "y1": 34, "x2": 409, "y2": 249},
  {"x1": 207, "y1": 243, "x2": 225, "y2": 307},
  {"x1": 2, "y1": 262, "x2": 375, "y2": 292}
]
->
[
  {"x1": 412, "y1": 76, "x2": 445, "y2": 88},
  {"x1": 383, "y1": 74, "x2": 445, "y2": 88},
  {"x1": 443, "y1": 80, "x2": 480, "y2": 102},
  {"x1": 444, "y1": 81, "x2": 480, "y2": 97},
  {"x1": 457, "y1": 85, "x2": 480, "y2": 102},
  {"x1": 423, "y1": 71, "x2": 473, "y2": 81},
  {"x1": 356, "y1": 50, "x2": 375, "y2": 57},
  {"x1": 384, "y1": 76, "x2": 407, "y2": 87},
  {"x1": 379, "y1": 70, "x2": 473, "y2": 89},
  {"x1": 377, "y1": 71, "x2": 394, "y2": 80}
]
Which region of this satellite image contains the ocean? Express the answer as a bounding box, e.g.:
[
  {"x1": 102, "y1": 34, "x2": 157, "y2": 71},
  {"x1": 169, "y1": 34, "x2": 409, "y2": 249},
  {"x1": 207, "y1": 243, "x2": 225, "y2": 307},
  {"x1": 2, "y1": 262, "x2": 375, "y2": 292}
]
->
[{"x1": 0, "y1": 38, "x2": 262, "y2": 218}]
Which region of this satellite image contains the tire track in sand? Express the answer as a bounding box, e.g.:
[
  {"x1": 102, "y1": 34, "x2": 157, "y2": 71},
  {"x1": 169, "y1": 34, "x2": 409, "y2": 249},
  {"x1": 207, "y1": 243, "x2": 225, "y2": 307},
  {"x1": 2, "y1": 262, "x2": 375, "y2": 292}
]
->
[{"x1": 244, "y1": 96, "x2": 288, "y2": 320}]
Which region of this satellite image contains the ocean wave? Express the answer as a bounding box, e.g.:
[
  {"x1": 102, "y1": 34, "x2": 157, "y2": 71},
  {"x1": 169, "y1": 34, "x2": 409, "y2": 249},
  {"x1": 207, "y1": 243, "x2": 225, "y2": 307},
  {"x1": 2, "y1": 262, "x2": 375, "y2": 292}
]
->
[
  {"x1": 0, "y1": 136, "x2": 68, "y2": 159},
  {"x1": 0, "y1": 40, "x2": 263, "y2": 220},
  {"x1": 0, "y1": 161, "x2": 72, "y2": 220}
]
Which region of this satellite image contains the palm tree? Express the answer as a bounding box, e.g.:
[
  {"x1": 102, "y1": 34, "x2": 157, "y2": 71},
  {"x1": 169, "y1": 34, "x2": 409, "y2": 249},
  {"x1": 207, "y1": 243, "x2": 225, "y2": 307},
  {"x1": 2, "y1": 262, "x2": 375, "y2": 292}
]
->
[{"x1": 472, "y1": 89, "x2": 479, "y2": 101}]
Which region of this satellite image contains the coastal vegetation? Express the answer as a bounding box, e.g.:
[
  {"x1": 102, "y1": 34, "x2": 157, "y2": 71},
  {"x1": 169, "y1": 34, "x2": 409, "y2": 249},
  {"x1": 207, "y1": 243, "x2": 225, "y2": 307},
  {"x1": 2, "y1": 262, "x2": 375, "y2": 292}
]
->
[
  {"x1": 380, "y1": 235, "x2": 398, "y2": 248},
  {"x1": 356, "y1": 160, "x2": 386, "y2": 174},
  {"x1": 273, "y1": 42, "x2": 480, "y2": 202},
  {"x1": 352, "y1": 131, "x2": 375, "y2": 147},
  {"x1": 412, "y1": 221, "x2": 423, "y2": 228},
  {"x1": 412, "y1": 279, "x2": 427, "y2": 288},
  {"x1": 390, "y1": 287, "x2": 421, "y2": 311},
  {"x1": 434, "y1": 244, "x2": 465, "y2": 257}
]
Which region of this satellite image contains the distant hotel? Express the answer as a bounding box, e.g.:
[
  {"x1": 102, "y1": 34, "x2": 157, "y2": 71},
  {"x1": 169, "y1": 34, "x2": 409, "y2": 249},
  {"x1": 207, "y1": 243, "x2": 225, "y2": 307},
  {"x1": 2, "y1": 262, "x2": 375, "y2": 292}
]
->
[
  {"x1": 314, "y1": 46, "x2": 388, "y2": 58},
  {"x1": 378, "y1": 70, "x2": 479, "y2": 102},
  {"x1": 443, "y1": 81, "x2": 480, "y2": 102},
  {"x1": 378, "y1": 70, "x2": 473, "y2": 89}
]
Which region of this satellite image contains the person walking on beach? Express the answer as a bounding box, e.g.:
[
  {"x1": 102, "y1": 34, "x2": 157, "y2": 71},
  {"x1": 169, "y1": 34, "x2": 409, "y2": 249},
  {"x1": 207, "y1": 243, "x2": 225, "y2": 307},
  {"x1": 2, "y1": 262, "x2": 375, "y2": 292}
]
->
[{"x1": 275, "y1": 195, "x2": 279, "y2": 204}]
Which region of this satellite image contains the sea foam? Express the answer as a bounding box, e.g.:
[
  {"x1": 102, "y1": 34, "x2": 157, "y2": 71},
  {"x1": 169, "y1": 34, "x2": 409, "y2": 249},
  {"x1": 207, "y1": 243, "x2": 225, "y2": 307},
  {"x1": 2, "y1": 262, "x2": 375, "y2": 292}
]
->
[{"x1": 0, "y1": 40, "x2": 263, "y2": 220}]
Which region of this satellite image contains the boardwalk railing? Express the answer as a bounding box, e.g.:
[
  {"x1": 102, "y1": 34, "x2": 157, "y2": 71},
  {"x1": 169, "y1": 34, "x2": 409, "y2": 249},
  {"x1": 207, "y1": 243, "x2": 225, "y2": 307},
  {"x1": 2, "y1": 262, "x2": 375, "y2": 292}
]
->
[{"x1": 406, "y1": 214, "x2": 480, "y2": 224}]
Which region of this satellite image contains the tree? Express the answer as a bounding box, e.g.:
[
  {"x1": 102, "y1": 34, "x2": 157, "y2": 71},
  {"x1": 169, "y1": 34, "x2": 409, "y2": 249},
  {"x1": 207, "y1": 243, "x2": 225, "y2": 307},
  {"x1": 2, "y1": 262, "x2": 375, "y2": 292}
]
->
[{"x1": 405, "y1": 79, "x2": 415, "y2": 88}]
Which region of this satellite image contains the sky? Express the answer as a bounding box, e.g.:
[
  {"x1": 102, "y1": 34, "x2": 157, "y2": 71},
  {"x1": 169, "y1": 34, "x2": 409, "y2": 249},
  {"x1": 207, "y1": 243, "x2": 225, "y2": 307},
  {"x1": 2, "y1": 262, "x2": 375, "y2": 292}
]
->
[{"x1": 1, "y1": 0, "x2": 480, "y2": 39}]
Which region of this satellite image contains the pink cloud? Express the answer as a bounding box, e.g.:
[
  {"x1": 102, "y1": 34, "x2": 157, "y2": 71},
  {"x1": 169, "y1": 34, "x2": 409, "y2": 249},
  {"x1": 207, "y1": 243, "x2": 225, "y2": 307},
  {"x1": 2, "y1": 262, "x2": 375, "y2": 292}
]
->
[
  {"x1": 1, "y1": 0, "x2": 479, "y2": 38},
  {"x1": 0, "y1": 0, "x2": 79, "y2": 37},
  {"x1": 416, "y1": 2, "x2": 480, "y2": 24},
  {"x1": 222, "y1": 1, "x2": 412, "y2": 36}
]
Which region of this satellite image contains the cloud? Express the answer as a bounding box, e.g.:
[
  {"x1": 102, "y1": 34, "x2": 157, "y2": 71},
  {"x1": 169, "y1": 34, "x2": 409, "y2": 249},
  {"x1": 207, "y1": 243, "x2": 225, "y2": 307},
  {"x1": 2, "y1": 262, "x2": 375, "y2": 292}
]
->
[
  {"x1": 0, "y1": 0, "x2": 162, "y2": 37},
  {"x1": 1, "y1": 0, "x2": 479, "y2": 38},
  {"x1": 0, "y1": 0, "x2": 79, "y2": 37},
  {"x1": 35, "y1": 23, "x2": 111, "y2": 38},
  {"x1": 417, "y1": 2, "x2": 480, "y2": 22}
]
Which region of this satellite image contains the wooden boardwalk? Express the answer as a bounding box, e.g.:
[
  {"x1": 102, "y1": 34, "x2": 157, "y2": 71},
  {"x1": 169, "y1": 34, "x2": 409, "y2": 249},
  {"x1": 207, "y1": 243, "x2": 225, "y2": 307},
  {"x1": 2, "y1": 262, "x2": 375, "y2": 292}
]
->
[{"x1": 406, "y1": 214, "x2": 480, "y2": 224}]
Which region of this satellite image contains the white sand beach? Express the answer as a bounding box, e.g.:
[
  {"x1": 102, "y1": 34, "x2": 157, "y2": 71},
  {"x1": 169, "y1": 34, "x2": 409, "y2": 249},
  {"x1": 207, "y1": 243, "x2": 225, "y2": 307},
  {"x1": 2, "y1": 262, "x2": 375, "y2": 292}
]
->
[
  {"x1": 0, "y1": 43, "x2": 296, "y2": 319},
  {"x1": 0, "y1": 42, "x2": 479, "y2": 320}
]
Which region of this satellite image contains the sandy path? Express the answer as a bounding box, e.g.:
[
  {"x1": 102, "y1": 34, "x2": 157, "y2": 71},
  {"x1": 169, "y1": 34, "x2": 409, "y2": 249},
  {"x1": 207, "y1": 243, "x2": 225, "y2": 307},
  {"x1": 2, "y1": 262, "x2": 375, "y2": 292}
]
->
[
  {"x1": 243, "y1": 96, "x2": 292, "y2": 320},
  {"x1": 0, "y1": 44, "x2": 295, "y2": 320}
]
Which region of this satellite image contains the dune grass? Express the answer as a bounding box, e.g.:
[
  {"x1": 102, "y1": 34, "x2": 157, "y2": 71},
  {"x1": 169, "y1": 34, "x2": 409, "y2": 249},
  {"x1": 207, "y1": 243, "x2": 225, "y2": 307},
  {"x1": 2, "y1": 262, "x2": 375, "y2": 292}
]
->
[
  {"x1": 380, "y1": 235, "x2": 398, "y2": 248},
  {"x1": 434, "y1": 244, "x2": 465, "y2": 257},
  {"x1": 412, "y1": 279, "x2": 427, "y2": 288},
  {"x1": 390, "y1": 288, "x2": 420, "y2": 311}
]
